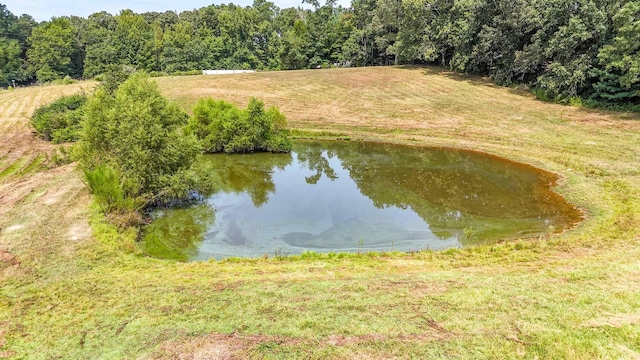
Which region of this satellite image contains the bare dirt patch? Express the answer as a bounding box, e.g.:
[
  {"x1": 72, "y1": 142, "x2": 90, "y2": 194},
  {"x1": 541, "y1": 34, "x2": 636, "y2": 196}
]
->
[
  {"x1": 0, "y1": 326, "x2": 16, "y2": 359},
  {"x1": 68, "y1": 222, "x2": 92, "y2": 242},
  {"x1": 0, "y1": 164, "x2": 76, "y2": 217},
  {"x1": 0, "y1": 83, "x2": 93, "y2": 218},
  {"x1": 0, "y1": 250, "x2": 18, "y2": 267},
  {"x1": 146, "y1": 334, "x2": 288, "y2": 360}
]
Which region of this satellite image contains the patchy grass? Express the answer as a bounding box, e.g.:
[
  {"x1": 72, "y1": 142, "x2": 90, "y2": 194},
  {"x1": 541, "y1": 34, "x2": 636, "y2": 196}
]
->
[{"x1": 1, "y1": 67, "x2": 640, "y2": 359}]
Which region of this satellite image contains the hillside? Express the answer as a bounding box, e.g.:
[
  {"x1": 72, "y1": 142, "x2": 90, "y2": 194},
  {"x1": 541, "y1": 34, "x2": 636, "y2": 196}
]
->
[
  {"x1": 157, "y1": 67, "x2": 639, "y2": 179},
  {"x1": 1, "y1": 67, "x2": 639, "y2": 359}
]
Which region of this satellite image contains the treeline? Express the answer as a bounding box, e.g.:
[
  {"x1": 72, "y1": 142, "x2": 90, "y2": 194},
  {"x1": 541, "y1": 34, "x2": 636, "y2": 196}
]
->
[{"x1": 1, "y1": 0, "x2": 639, "y2": 109}]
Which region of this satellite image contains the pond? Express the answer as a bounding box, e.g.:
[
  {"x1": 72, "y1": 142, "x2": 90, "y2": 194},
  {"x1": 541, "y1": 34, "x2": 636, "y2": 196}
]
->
[{"x1": 143, "y1": 140, "x2": 582, "y2": 261}]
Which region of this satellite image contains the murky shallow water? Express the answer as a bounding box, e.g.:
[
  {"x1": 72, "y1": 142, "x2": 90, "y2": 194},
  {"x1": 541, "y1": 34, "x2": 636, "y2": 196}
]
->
[{"x1": 143, "y1": 140, "x2": 582, "y2": 261}]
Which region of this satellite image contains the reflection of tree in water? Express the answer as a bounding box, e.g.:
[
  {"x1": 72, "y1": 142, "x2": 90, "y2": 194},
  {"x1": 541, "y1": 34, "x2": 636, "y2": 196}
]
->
[
  {"x1": 299, "y1": 141, "x2": 580, "y2": 245},
  {"x1": 143, "y1": 203, "x2": 215, "y2": 261},
  {"x1": 171, "y1": 141, "x2": 580, "y2": 251},
  {"x1": 202, "y1": 152, "x2": 293, "y2": 207},
  {"x1": 294, "y1": 141, "x2": 338, "y2": 184}
]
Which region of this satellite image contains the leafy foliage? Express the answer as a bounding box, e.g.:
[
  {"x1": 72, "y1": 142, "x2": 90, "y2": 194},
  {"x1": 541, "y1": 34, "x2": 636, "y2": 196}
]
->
[
  {"x1": 78, "y1": 73, "x2": 207, "y2": 208},
  {"x1": 97, "y1": 64, "x2": 133, "y2": 94},
  {"x1": 188, "y1": 97, "x2": 292, "y2": 153},
  {"x1": 2, "y1": 0, "x2": 640, "y2": 109},
  {"x1": 27, "y1": 17, "x2": 82, "y2": 82},
  {"x1": 30, "y1": 93, "x2": 87, "y2": 143},
  {"x1": 0, "y1": 5, "x2": 36, "y2": 85},
  {"x1": 0, "y1": 38, "x2": 25, "y2": 85},
  {"x1": 592, "y1": 1, "x2": 640, "y2": 107}
]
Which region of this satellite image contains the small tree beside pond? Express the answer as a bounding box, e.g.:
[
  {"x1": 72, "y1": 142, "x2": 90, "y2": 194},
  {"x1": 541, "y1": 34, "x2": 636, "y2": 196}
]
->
[{"x1": 78, "y1": 72, "x2": 210, "y2": 221}]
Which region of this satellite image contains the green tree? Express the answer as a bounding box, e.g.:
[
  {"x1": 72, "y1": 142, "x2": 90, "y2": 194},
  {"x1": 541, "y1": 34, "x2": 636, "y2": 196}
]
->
[
  {"x1": 0, "y1": 5, "x2": 35, "y2": 84},
  {"x1": 79, "y1": 73, "x2": 205, "y2": 205},
  {"x1": 371, "y1": 0, "x2": 402, "y2": 65},
  {"x1": 344, "y1": 0, "x2": 378, "y2": 66},
  {"x1": 0, "y1": 38, "x2": 23, "y2": 84},
  {"x1": 278, "y1": 16, "x2": 312, "y2": 69},
  {"x1": 161, "y1": 21, "x2": 224, "y2": 72},
  {"x1": 112, "y1": 10, "x2": 156, "y2": 71},
  {"x1": 593, "y1": 1, "x2": 640, "y2": 105},
  {"x1": 82, "y1": 11, "x2": 117, "y2": 78},
  {"x1": 27, "y1": 17, "x2": 81, "y2": 81}
]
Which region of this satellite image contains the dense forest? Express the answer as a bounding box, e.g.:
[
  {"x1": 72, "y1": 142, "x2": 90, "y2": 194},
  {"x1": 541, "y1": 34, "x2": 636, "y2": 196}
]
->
[{"x1": 1, "y1": 0, "x2": 638, "y2": 109}]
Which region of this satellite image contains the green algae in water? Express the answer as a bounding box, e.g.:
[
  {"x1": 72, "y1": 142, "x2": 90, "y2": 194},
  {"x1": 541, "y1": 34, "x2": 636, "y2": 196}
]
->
[
  {"x1": 143, "y1": 204, "x2": 215, "y2": 261},
  {"x1": 143, "y1": 140, "x2": 582, "y2": 261}
]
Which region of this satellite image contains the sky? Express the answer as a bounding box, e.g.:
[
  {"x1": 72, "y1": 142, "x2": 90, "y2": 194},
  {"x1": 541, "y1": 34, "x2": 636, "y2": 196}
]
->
[{"x1": 2, "y1": 0, "x2": 346, "y2": 21}]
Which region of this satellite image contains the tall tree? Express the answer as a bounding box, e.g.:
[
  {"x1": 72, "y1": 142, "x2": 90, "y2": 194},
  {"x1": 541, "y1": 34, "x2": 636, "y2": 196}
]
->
[
  {"x1": 27, "y1": 17, "x2": 81, "y2": 82},
  {"x1": 592, "y1": 1, "x2": 640, "y2": 105},
  {"x1": 344, "y1": 0, "x2": 378, "y2": 66},
  {"x1": 112, "y1": 10, "x2": 156, "y2": 71},
  {"x1": 278, "y1": 15, "x2": 312, "y2": 69},
  {"x1": 82, "y1": 11, "x2": 117, "y2": 78},
  {"x1": 0, "y1": 4, "x2": 35, "y2": 84},
  {"x1": 0, "y1": 37, "x2": 23, "y2": 84}
]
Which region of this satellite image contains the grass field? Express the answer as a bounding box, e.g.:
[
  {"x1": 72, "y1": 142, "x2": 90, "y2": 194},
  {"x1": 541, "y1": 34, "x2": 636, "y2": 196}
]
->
[{"x1": 1, "y1": 66, "x2": 640, "y2": 359}]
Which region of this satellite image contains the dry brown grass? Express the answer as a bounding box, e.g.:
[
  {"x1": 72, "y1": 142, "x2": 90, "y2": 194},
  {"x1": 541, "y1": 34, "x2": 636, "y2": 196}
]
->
[
  {"x1": 157, "y1": 67, "x2": 639, "y2": 175},
  {"x1": 0, "y1": 82, "x2": 95, "y2": 282}
]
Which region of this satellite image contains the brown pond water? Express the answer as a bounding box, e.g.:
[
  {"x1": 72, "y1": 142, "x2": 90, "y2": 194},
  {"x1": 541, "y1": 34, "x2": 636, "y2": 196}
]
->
[{"x1": 143, "y1": 140, "x2": 582, "y2": 261}]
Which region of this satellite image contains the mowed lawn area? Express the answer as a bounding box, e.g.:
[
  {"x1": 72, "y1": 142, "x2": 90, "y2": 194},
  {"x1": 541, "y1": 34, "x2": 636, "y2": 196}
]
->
[{"x1": 1, "y1": 66, "x2": 639, "y2": 359}]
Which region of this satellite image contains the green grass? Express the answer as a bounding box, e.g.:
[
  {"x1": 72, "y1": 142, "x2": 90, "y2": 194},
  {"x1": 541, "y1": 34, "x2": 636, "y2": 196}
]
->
[
  {"x1": 1, "y1": 66, "x2": 640, "y2": 359},
  {"x1": 290, "y1": 129, "x2": 351, "y2": 140},
  {"x1": 0, "y1": 157, "x2": 29, "y2": 181},
  {"x1": 5, "y1": 231, "x2": 640, "y2": 359},
  {"x1": 17, "y1": 155, "x2": 46, "y2": 176}
]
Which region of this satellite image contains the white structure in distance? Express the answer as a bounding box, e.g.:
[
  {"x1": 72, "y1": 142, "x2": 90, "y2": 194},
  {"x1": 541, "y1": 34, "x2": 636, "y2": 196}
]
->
[{"x1": 202, "y1": 70, "x2": 257, "y2": 75}]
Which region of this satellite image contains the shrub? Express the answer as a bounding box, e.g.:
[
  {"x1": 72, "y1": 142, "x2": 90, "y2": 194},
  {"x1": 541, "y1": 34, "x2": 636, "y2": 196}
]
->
[
  {"x1": 83, "y1": 164, "x2": 142, "y2": 216},
  {"x1": 188, "y1": 97, "x2": 292, "y2": 153},
  {"x1": 78, "y1": 72, "x2": 208, "y2": 209},
  {"x1": 569, "y1": 97, "x2": 584, "y2": 107},
  {"x1": 51, "y1": 75, "x2": 75, "y2": 85},
  {"x1": 532, "y1": 88, "x2": 551, "y2": 102},
  {"x1": 171, "y1": 70, "x2": 203, "y2": 76},
  {"x1": 30, "y1": 93, "x2": 87, "y2": 143},
  {"x1": 149, "y1": 71, "x2": 169, "y2": 78}
]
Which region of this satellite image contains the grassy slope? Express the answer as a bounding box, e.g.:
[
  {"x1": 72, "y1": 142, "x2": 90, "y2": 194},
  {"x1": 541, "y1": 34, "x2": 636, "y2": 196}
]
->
[{"x1": 1, "y1": 67, "x2": 639, "y2": 359}]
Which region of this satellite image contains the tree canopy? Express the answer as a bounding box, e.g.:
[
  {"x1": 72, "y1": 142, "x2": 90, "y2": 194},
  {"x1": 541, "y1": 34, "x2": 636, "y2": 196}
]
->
[
  {"x1": 1, "y1": 0, "x2": 638, "y2": 109},
  {"x1": 78, "y1": 72, "x2": 205, "y2": 206}
]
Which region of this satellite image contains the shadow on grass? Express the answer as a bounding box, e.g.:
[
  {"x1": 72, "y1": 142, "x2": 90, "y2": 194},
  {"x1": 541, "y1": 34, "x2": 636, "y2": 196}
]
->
[
  {"x1": 397, "y1": 65, "x2": 500, "y2": 88},
  {"x1": 398, "y1": 65, "x2": 640, "y2": 119}
]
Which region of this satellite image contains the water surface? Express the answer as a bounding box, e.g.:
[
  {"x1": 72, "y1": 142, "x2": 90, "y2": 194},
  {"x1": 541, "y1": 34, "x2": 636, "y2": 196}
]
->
[{"x1": 144, "y1": 140, "x2": 581, "y2": 261}]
